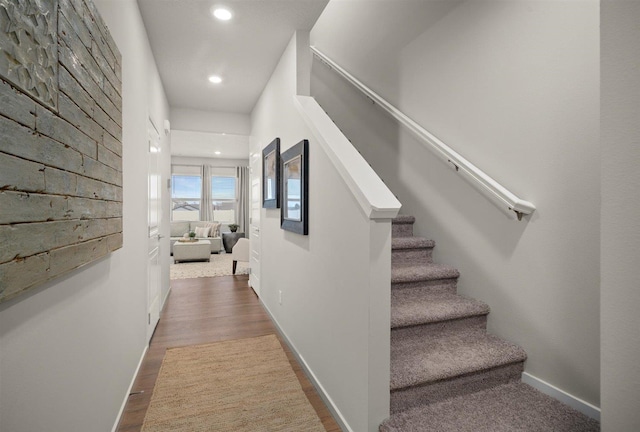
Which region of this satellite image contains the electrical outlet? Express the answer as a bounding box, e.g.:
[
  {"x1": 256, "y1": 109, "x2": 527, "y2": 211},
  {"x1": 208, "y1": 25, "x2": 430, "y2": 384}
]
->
[{"x1": 278, "y1": 290, "x2": 282, "y2": 305}]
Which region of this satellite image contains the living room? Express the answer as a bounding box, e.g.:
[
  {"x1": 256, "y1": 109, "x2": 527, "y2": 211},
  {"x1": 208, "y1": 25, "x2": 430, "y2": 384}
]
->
[{"x1": 166, "y1": 108, "x2": 251, "y2": 278}]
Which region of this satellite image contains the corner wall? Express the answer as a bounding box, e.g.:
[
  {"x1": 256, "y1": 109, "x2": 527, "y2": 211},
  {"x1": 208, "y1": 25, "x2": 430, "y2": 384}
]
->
[
  {"x1": 601, "y1": 1, "x2": 640, "y2": 430},
  {"x1": 251, "y1": 33, "x2": 391, "y2": 432},
  {"x1": 0, "y1": 0, "x2": 171, "y2": 430},
  {"x1": 311, "y1": 0, "x2": 600, "y2": 406}
]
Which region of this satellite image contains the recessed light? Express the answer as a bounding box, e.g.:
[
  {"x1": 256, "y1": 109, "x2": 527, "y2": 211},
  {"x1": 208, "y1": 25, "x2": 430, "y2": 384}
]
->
[
  {"x1": 212, "y1": 7, "x2": 232, "y2": 21},
  {"x1": 214, "y1": 151, "x2": 221, "y2": 155},
  {"x1": 208, "y1": 75, "x2": 222, "y2": 84}
]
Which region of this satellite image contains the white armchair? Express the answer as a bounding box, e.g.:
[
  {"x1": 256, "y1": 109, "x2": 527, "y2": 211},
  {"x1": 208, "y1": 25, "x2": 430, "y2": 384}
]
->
[{"x1": 231, "y1": 238, "x2": 250, "y2": 275}]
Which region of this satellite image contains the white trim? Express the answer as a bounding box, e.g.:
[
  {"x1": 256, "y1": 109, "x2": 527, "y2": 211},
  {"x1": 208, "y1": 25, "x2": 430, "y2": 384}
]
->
[
  {"x1": 311, "y1": 46, "x2": 535, "y2": 220},
  {"x1": 161, "y1": 285, "x2": 171, "y2": 312},
  {"x1": 261, "y1": 300, "x2": 354, "y2": 432},
  {"x1": 521, "y1": 372, "x2": 600, "y2": 421},
  {"x1": 294, "y1": 95, "x2": 401, "y2": 220},
  {"x1": 111, "y1": 345, "x2": 149, "y2": 432}
]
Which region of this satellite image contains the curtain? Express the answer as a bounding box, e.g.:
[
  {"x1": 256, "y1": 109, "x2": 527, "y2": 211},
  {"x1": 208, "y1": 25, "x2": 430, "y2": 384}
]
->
[
  {"x1": 236, "y1": 166, "x2": 250, "y2": 233},
  {"x1": 201, "y1": 164, "x2": 213, "y2": 221}
]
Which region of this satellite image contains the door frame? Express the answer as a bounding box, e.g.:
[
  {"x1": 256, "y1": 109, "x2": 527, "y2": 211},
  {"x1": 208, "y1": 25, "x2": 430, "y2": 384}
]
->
[
  {"x1": 147, "y1": 118, "x2": 162, "y2": 341},
  {"x1": 249, "y1": 154, "x2": 261, "y2": 296}
]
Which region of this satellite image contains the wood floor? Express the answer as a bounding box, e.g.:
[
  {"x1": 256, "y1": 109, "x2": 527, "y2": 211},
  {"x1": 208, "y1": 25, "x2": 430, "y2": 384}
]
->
[{"x1": 116, "y1": 275, "x2": 342, "y2": 432}]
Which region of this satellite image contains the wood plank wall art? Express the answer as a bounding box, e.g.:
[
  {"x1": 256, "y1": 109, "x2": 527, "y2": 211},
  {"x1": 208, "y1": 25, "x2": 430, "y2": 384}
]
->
[{"x1": 0, "y1": 0, "x2": 123, "y2": 303}]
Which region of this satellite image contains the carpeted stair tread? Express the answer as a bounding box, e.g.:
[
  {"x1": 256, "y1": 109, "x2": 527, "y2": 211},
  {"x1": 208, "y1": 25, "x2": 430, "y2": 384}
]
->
[
  {"x1": 392, "y1": 216, "x2": 416, "y2": 238},
  {"x1": 392, "y1": 237, "x2": 435, "y2": 250},
  {"x1": 390, "y1": 329, "x2": 526, "y2": 390},
  {"x1": 392, "y1": 215, "x2": 416, "y2": 225},
  {"x1": 392, "y1": 264, "x2": 459, "y2": 284},
  {"x1": 391, "y1": 291, "x2": 489, "y2": 329},
  {"x1": 384, "y1": 214, "x2": 570, "y2": 431},
  {"x1": 380, "y1": 382, "x2": 599, "y2": 432}
]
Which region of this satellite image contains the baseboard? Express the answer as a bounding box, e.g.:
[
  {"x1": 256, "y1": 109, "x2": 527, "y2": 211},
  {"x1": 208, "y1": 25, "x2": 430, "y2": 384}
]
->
[
  {"x1": 112, "y1": 287, "x2": 169, "y2": 431},
  {"x1": 260, "y1": 300, "x2": 353, "y2": 432},
  {"x1": 521, "y1": 372, "x2": 600, "y2": 421},
  {"x1": 161, "y1": 285, "x2": 171, "y2": 311},
  {"x1": 111, "y1": 344, "x2": 149, "y2": 432}
]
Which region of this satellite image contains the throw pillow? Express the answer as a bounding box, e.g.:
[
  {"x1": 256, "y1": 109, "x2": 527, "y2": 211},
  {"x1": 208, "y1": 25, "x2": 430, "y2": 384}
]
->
[
  {"x1": 195, "y1": 226, "x2": 210, "y2": 238},
  {"x1": 207, "y1": 222, "x2": 221, "y2": 237}
]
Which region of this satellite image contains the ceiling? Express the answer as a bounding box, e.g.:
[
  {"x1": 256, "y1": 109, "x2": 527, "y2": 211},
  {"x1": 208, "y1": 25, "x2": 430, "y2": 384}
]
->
[{"x1": 137, "y1": 0, "x2": 329, "y2": 114}]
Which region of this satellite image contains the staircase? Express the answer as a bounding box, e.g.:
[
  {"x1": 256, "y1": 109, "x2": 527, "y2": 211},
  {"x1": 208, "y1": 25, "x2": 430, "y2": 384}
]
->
[{"x1": 380, "y1": 216, "x2": 599, "y2": 431}]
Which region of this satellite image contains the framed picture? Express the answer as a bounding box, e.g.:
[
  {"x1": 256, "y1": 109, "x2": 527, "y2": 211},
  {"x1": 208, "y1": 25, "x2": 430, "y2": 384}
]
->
[
  {"x1": 281, "y1": 139, "x2": 309, "y2": 235},
  {"x1": 262, "y1": 138, "x2": 280, "y2": 208}
]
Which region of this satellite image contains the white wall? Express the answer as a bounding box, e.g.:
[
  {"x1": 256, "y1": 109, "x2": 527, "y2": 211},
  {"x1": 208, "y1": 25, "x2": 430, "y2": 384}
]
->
[
  {"x1": 0, "y1": 0, "x2": 171, "y2": 430},
  {"x1": 170, "y1": 107, "x2": 250, "y2": 135},
  {"x1": 172, "y1": 156, "x2": 248, "y2": 167},
  {"x1": 169, "y1": 109, "x2": 250, "y2": 160},
  {"x1": 171, "y1": 129, "x2": 250, "y2": 160},
  {"x1": 251, "y1": 32, "x2": 391, "y2": 432},
  {"x1": 312, "y1": 0, "x2": 600, "y2": 406},
  {"x1": 601, "y1": 1, "x2": 640, "y2": 430}
]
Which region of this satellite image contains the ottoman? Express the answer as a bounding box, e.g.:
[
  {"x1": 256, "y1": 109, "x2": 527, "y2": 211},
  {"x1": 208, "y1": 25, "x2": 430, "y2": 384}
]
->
[{"x1": 173, "y1": 240, "x2": 211, "y2": 263}]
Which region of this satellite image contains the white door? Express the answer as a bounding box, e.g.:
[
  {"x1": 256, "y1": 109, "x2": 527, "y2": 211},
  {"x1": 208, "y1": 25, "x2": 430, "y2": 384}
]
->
[
  {"x1": 147, "y1": 119, "x2": 161, "y2": 341},
  {"x1": 249, "y1": 163, "x2": 261, "y2": 296}
]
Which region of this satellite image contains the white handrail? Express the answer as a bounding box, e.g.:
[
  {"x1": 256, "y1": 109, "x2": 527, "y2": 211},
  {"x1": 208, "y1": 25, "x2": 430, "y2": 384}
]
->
[{"x1": 311, "y1": 46, "x2": 535, "y2": 220}]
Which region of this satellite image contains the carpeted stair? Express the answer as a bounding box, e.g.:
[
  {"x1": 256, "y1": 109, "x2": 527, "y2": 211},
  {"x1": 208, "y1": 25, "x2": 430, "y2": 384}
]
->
[{"x1": 381, "y1": 216, "x2": 599, "y2": 431}]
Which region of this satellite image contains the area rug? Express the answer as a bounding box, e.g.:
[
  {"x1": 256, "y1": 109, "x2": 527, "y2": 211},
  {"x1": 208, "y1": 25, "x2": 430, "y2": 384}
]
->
[
  {"x1": 170, "y1": 253, "x2": 249, "y2": 279},
  {"x1": 140, "y1": 335, "x2": 325, "y2": 432}
]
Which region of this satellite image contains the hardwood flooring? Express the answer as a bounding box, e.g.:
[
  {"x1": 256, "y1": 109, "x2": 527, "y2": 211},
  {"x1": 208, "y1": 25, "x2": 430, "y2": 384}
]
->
[{"x1": 116, "y1": 275, "x2": 342, "y2": 432}]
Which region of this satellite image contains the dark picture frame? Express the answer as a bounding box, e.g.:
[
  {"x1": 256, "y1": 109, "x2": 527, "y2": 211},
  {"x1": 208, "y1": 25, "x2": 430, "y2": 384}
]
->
[
  {"x1": 262, "y1": 137, "x2": 280, "y2": 208},
  {"x1": 281, "y1": 139, "x2": 309, "y2": 235}
]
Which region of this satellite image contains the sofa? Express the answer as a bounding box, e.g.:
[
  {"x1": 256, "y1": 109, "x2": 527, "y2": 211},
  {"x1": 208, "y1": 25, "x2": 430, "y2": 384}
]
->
[{"x1": 170, "y1": 221, "x2": 226, "y2": 254}]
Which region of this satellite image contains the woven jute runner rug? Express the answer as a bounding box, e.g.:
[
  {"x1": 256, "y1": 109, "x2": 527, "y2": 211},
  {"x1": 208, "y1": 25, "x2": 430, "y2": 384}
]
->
[{"x1": 141, "y1": 334, "x2": 325, "y2": 431}]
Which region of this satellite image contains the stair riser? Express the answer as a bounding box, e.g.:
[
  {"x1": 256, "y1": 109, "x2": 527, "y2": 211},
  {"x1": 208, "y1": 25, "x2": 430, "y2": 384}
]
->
[
  {"x1": 390, "y1": 361, "x2": 524, "y2": 414},
  {"x1": 392, "y1": 248, "x2": 433, "y2": 266},
  {"x1": 392, "y1": 224, "x2": 413, "y2": 238},
  {"x1": 391, "y1": 315, "x2": 488, "y2": 335},
  {"x1": 392, "y1": 279, "x2": 458, "y2": 294}
]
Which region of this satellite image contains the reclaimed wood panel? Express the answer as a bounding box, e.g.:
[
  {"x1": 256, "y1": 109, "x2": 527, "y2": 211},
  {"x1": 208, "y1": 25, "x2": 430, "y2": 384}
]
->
[{"x1": 0, "y1": 0, "x2": 122, "y2": 303}]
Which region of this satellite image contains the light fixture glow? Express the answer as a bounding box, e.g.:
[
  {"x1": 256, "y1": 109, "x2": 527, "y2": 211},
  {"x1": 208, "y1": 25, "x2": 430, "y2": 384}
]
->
[
  {"x1": 212, "y1": 7, "x2": 232, "y2": 21},
  {"x1": 208, "y1": 75, "x2": 222, "y2": 84},
  {"x1": 214, "y1": 151, "x2": 221, "y2": 155}
]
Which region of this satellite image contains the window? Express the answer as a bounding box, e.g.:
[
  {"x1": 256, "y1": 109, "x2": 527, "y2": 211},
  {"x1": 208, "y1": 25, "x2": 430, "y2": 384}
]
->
[
  {"x1": 171, "y1": 165, "x2": 240, "y2": 224},
  {"x1": 212, "y1": 176, "x2": 237, "y2": 224},
  {"x1": 171, "y1": 174, "x2": 201, "y2": 221}
]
